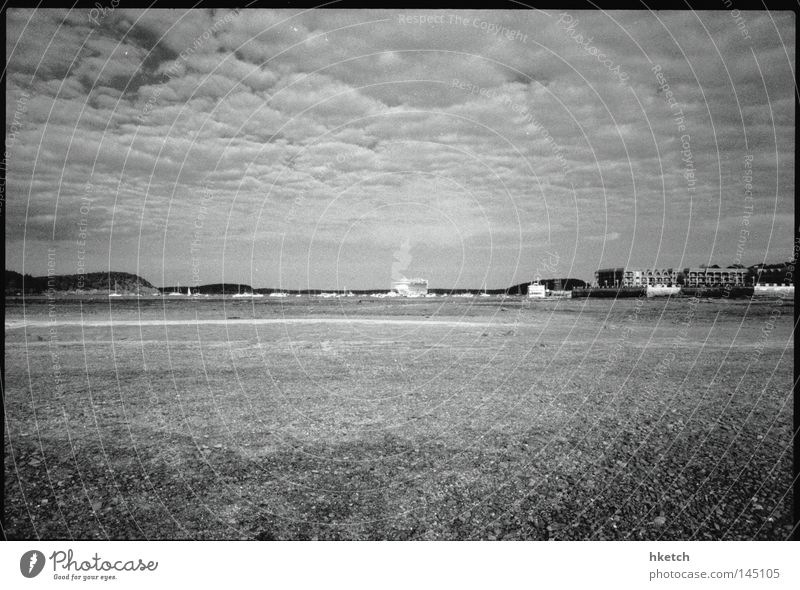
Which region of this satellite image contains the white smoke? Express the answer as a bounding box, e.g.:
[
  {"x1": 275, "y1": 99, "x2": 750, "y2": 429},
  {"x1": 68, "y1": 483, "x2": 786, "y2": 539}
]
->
[{"x1": 391, "y1": 238, "x2": 412, "y2": 282}]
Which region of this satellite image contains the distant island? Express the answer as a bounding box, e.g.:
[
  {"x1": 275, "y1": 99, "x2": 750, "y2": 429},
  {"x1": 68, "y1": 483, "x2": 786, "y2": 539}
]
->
[
  {"x1": 5, "y1": 270, "x2": 159, "y2": 295},
  {"x1": 3, "y1": 269, "x2": 585, "y2": 296},
  {"x1": 4, "y1": 271, "x2": 268, "y2": 296},
  {"x1": 4, "y1": 261, "x2": 793, "y2": 296}
]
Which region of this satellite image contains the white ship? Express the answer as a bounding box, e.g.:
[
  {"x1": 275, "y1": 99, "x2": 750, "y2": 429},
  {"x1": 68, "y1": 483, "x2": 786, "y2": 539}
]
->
[{"x1": 391, "y1": 277, "x2": 428, "y2": 297}]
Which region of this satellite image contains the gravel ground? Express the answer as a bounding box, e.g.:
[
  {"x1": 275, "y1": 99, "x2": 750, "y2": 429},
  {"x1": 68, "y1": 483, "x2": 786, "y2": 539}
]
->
[{"x1": 4, "y1": 296, "x2": 794, "y2": 540}]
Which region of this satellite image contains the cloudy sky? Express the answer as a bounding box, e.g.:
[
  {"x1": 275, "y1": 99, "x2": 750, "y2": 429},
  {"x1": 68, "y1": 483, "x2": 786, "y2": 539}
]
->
[{"x1": 5, "y1": 8, "x2": 795, "y2": 289}]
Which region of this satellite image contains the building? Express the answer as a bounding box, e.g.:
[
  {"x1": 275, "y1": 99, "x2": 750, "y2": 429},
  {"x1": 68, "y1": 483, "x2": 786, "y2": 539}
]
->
[
  {"x1": 623, "y1": 268, "x2": 679, "y2": 287},
  {"x1": 595, "y1": 268, "x2": 625, "y2": 288},
  {"x1": 681, "y1": 267, "x2": 748, "y2": 288},
  {"x1": 751, "y1": 264, "x2": 792, "y2": 285},
  {"x1": 528, "y1": 283, "x2": 546, "y2": 298},
  {"x1": 506, "y1": 278, "x2": 585, "y2": 295},
  {"x1": 541, "y1": 278, "x2": 586, "y2": 291},
  {"x1": 391, "y1": 278, "x2": 428, "y2": 296}
]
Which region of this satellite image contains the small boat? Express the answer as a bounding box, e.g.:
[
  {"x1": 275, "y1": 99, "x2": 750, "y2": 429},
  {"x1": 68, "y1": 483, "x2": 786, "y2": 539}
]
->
[
  {"x1": 233, "y1": 285, "x2": 260, "y2": 298},
  {"x1": 109, "y1": 281, "x2": 122, "y2": 297}
]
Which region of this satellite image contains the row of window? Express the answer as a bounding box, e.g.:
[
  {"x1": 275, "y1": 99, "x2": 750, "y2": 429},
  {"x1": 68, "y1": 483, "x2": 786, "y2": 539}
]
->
[{"x1": 595, "y1": 268, "x2": 752, "y2": 287}]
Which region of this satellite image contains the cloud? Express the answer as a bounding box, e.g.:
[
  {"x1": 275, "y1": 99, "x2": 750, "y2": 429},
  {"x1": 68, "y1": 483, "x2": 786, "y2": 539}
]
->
[{"x1": 5, "y1": 8, "x2": 795, "y2": 287}]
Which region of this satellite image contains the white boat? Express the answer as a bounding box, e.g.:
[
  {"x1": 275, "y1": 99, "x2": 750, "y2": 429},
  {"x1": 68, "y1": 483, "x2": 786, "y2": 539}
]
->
[
  {"x1": 268, "y1": 292, "x2": 288, "y2": 297},
  {"x1": 232, "y1": 292, "x2": 262, "y2": 298},
  {"x1": 109, "y1": 281, "x2": 122, "y2": 297},
  {"x1": 168, "y1": 284, "x2": 184, "y2": 296}
]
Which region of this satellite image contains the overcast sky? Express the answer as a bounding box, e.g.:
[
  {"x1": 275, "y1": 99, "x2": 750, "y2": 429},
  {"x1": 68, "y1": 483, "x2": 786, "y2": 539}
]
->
[{"x1": 5, "y1": 8, "x2": 795, "y2": 289}]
